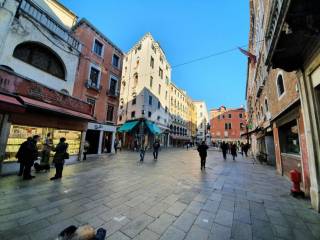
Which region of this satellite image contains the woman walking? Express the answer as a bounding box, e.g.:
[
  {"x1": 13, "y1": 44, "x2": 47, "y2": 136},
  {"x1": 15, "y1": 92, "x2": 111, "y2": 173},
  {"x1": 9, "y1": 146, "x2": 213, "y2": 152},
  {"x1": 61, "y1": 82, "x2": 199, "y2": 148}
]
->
[
  {"x1": 231, "y1": 143, "x2": 237, "y2": 161},
  {"x1": 197, "y1": 141, "x2": 209, "y2": 170},
  {"x1": 50, "y1": 138, "x2": 68, "y2": 180}
]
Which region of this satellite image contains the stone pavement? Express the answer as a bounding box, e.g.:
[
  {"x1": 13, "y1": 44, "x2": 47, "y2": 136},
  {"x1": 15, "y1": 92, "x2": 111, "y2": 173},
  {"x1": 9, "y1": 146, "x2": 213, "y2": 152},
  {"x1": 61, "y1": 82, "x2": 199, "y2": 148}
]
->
[{"x1": 0, "y1": 149, "x2": 319, "y2": 240}]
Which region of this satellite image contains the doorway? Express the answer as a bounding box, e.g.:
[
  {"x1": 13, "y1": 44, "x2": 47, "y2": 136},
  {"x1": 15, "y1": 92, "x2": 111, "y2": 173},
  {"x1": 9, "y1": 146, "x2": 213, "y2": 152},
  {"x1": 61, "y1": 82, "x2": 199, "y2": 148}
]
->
[{"x1": 85, "y1": 130, "x2": 100, "y2": 154}]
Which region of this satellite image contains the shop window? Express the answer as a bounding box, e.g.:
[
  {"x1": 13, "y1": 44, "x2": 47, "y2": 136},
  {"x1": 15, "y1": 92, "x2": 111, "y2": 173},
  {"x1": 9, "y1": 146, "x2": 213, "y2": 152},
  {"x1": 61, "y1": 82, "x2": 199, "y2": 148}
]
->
[
  {"x1": 112, "y1": 54, "x2": 120, "y2": 68},
  {"x1": 93, "y1": 39, "x2": 103, "y2": 56},
  {"x1": 131, "y1": 111, "x2": 135, "y2": 118},
  {"x1": 279, "y1": 120, "x2": 300, "y2": 155},
  {"x1": 106, "y1": 105, "x2": 114, "y2": 122},
  {"x1": 149, "y1": 96, "x2": 153, "y2": 105},
  {"x1": 150, "y1": 56, "x2": 154, "y2": 68},
  {"x1": 277, "y1": 73, "x2": 285, "y2": 97},
  {"x1": 13, "y1": 42, "x2": 65, "y2": 79}
]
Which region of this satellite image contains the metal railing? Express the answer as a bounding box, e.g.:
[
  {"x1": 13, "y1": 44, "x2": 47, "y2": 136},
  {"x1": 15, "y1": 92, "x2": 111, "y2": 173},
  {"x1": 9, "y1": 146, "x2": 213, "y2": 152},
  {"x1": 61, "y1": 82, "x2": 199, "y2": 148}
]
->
[{"x1": 18, "y1": 0, "x2": 81, "y2": 51}]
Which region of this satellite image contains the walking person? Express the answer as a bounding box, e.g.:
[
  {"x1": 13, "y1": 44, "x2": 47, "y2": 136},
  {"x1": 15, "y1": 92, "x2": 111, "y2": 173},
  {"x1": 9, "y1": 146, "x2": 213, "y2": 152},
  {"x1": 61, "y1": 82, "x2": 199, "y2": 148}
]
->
[
  {"x1": 231, "y1": 143, "x2": 237, "y2": 161},
  {"x1": 39, "y1": 133, "x2": 52, "y2": 171},
  {"x1": 114, "y1": 139, "x2": 118, "y2": 154},
  {"x1": 140, "y1": 145, "x2": 146, "y2": 162},
  {"x1": 50, "y1": 138, "x2": 68, "y2": 180},
  {"x1": 22, "y1": 135, "x2": 40, "y2": 180},
  {"x1": 197, "y1": 141, "x2": 209, "y2": 170},
  {"x1": 221, "y1": 141, "x2": 228, "y2": 160},
  {"x1": 16, "y1": 137, "x2": 32, "y2": 176},
  {"x1": 118, "y1": 139, "x2": 122, "y2": 152},
  {"x1": 83, "y1": 140, "x2": 89, "y2": 160},
  {"x1": 153, "y1": 140, "x2": 160, "y2": 160}
]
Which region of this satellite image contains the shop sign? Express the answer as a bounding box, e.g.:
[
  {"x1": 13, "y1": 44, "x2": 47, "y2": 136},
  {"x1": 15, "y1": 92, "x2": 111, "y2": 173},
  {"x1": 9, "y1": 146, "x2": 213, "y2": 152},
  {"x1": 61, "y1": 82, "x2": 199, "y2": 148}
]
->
[
  {"x1": 0, "y1": 69, "x2": 92, "y2": 115},
  {"x1": 88, "y1": 122, "x2": 116, "y2": 132}
]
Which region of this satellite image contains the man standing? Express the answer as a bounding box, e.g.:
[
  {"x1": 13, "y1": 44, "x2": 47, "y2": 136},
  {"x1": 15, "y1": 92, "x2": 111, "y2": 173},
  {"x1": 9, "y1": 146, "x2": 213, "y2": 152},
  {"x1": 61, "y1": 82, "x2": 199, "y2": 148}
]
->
[
  {"x1": 51, "y1": 137, "x2": 68, "y2": 180},
  {"x1": 23, "y1": 135, "x2": 40, "y2": 180},
  {"x1": 16, "y1": 137, "x2": 32, "y2": 176},
  {"x1": 153, "y1": 140, "x2": 160, "y2": 160},
  {"x1": 221, "y1": 141, "x2": 228, "y2": 160},
  {"x1": 197, "y1": 141, "x2": 209, "y2": 170}
]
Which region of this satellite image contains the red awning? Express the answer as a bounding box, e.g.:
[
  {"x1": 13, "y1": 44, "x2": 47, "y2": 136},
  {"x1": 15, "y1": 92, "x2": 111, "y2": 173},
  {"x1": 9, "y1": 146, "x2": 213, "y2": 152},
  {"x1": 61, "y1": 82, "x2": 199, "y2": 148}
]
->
[
  {"x1": 0, "y1": 94, "x2": 25, "y2": 113},
  {"x1": 19, "y1": 96, "x2": 94, "y2": 121}
]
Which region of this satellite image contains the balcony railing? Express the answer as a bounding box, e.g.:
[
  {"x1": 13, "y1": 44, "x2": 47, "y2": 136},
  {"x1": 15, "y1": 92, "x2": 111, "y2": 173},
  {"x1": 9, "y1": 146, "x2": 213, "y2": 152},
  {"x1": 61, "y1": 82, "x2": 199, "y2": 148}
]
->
[
  {"x1": 107, "y1": 89, "x2": 120, "y2": 97},
  {"x1": 85, "y1": 80, "x2": 102, "y2": 91},
  {"x1": 18, "y1": 0, "x2": 81, "y2": 51}
]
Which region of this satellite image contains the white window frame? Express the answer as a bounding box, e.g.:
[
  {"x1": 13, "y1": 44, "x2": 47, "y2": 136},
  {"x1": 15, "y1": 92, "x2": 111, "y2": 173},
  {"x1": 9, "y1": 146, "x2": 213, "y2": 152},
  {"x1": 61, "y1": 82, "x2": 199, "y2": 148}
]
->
[
  {"x1": 276, "y1": 71, "x2": 286, "y2": 99},
  {"x1": 92, "y1": 38, "x2": 104, "y2": 57},
  {"x1": 109, "y1": 74, "x2": 119, "y2": 95},
  {"x1": 112, "y1": 53, "x2": 121, "y2": 69},
  {"x1": 88, "y1": 63, "x2": 102, "y2": 87}
]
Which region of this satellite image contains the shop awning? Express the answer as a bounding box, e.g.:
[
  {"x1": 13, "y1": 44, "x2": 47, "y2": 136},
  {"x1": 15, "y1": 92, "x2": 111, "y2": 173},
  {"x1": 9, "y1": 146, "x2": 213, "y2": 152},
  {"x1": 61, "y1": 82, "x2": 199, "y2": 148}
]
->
[
  {"x1": 145, "y1": 121, "x2": 162, "y2": 135},
  {"x1": 0, "y1": 94, "x2": 25, "y2": 113},
  {"x1": 19, "y1": 96, "x2": 94, "y2": 120},
  {"x1": 118, "y1": 121, "x2": 139, "y2": 132}
]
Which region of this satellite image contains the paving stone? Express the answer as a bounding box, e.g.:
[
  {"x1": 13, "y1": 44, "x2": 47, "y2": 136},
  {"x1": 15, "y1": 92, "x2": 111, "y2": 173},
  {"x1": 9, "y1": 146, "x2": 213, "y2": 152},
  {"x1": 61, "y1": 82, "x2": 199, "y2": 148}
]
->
[
  {"x1": 209, "y1": 223, "x2": 231, "y2": 240},
  {"x1": 272, "y1": 225, "x2": 294, "y2": 240},
  {"x1": 146, "y1": 202, "x2": 171, "y2": 218},
  {"x1": 107, "y1": 231, "x2": 131, "y2": 240},
  {"x1": 252, "y1": 218, "x2": 274, "y2": 240},
  {"x1": 147, "y1": 213, "x2": 176, "y2": 235},
  {"x1": 231, "y1": 221, "x2": 252, "y2": 240},
  {"x1": 159, "y1": 226, "x2": 186, "y2": 240},
  {"x1": 165, "y1": 202, "x2": 187, "y2": 217},
  {"x1": 120, "y1": 214, "x2": 154, "y2": 238},
  {"x1": 214, "y1": 209, "x2": 233, "y2": 227},
  {"x1": 202, "y1": 199, "x2": 220, "y2": 213},
  {"x1": 133, "y1": 229, "x2": 160, "y2": 240},
  {"x1": 234, "y1": 207, "x2": 251, "y2": 224},
  {"x1": 195, "y1": 210, "x2": 214, "y2": 230},
  {"x1": 185, "y1": 225, "x2": 210, "y2": 240},
  {"x1": 185, "y1": 201, "x2": 204, "y2": 215},
  {"x1": 173, "y1": 211, "x2": 197, "y2": 232},
  {"x1": 18, "y1": 208, "x2": 60, "y2": 225}
]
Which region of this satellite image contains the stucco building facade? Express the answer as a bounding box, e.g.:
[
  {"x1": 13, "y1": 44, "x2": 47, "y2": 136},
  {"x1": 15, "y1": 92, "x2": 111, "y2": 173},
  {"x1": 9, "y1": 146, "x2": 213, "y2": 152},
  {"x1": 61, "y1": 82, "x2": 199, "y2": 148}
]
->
[{"x1": 193, "y1": 101, "x2": 209, "y2": 143}]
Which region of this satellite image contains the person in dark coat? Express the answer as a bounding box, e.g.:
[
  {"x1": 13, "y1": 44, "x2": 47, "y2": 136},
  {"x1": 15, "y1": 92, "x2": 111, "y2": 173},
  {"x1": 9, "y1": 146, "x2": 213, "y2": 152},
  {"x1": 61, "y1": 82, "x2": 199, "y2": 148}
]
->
[
  {"x1": 16, "y1": 137, "x2": 32, "y2": 176},
  {"x1": 221, "y1": 141, "x2": 228, "y2": 160},
  {"x1": 50, "y1": 138, "x2": 68, "y2": 180},
  {"x1": 243, "y1": 143, "x2": 250, "y2": 157},
  {"x1": 153, "y1": 140, "x2": 160, "y2": 160},
  {"x1": 231, "y1": 143, "x2": 237, "y2": 161},
  {"x1": 197, "y1": 141, "x2": 209, "y2": 170},
  {"x1": 22, "y1": 135, "x2": 40, "y2": 180}
]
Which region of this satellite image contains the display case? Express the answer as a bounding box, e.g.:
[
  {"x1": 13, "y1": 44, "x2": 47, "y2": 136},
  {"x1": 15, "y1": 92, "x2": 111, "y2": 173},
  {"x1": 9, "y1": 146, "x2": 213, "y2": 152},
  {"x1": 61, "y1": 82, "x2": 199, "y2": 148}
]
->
[{"x1": 53, "y1": 130, "x2": 81, "y2": 155}]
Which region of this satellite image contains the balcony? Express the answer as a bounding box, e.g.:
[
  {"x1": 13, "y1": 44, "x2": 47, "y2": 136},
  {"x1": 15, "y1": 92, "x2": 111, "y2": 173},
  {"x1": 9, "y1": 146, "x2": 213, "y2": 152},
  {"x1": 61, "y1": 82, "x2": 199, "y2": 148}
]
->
[
  {"x1": 18, "y1": 0, "x2": 81, "y2": 51},
  {"x1": 85, "y1": 80, "x2": 102, "y2": 92}
]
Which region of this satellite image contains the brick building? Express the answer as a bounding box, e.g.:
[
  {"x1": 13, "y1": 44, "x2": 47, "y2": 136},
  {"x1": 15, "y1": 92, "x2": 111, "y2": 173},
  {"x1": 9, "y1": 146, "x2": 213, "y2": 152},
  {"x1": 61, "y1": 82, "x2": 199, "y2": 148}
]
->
[
  {"x1": 210, "y1": 106, "x2": 247, "y2": 144},
  {"x1": 73, "y1": 19, "x2": 123, "y2": 155}
]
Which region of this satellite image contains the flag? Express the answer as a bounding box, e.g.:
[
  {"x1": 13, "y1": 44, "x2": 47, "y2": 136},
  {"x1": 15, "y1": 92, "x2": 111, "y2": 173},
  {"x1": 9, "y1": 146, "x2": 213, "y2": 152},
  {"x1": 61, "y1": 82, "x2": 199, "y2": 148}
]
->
[{"x1": 238, "y1": 47, "x2": 257, "y2": 64}]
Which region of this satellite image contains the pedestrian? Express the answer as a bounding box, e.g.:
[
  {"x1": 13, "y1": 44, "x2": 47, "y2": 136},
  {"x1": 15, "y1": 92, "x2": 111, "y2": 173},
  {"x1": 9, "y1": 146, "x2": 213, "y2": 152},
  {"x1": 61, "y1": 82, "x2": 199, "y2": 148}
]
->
[
  {"x1": 134, "y1": 139, "x2": 138, "y2": 152},
  {"x1": 244, "y1": 143, "x2": 250, "y2": 157},
  {"x1": 231, "y1": 143, "x2": 237, "y2": 161},
  {"x1": 221, "y1": 141, "x2": 228, "y2": 160},
  {"x1": 153, "y1": 139, "x2": 160, "y2": 160},
  {"x1": 114, "y1": 139, "x2": 118, "y2": 154},
  {"x1": 83, "y1": 140, "x2": 89, "y2": 160},
  {"x1": 16, "y1": 137, "x2": 32, "y2": 176},
  {"x1": 140, "y1": 145, "x2": 146, "y2": 162},
  {"x1": 240, "y1": 143, "x2": 244, "y2": 156},
  {"x1": 186, "y1": 142, "x2": 190, "y2": 150},
  {"x1": 22, "y1": 135, "x2": 40, "y2": 180},
  {"x1": 118, "y1": 139, "x2": 122, "y2": 151},
  {"x1": 39, "y1": 133, "x2": 52, "y2": 171},
  {"x1": 50, "y1": 137, "x2": 68, "y2": 180},
  {"x1": 197, "y1": 141, "x2": 209, "y2": 170}
]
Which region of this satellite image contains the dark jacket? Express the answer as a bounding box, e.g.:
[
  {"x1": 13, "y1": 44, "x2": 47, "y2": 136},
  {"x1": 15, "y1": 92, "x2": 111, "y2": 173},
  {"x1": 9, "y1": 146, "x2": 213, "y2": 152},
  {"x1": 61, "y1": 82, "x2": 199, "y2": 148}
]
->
[
  {"x1": 197, "y1": 144, "x2": 209, "y2": 158},
  {"x1": 16, "y1": 140, "x2": 38, "y2": 163},
  {"x1": 231, "y1": 144, "x2": 237, "y2": 156},
  {"x1": 53, "y1": 142, "x2": 68, "y2": 164},
  {"x1": 153, "y1": 142, "x2": 160, "y2": 151}
]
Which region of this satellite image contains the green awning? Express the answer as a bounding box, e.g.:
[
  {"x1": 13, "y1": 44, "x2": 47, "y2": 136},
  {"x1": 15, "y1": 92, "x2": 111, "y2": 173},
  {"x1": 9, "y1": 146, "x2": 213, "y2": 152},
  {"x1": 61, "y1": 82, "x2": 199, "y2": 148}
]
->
[
  {"x1": 145, "y1": 121, "x2": 162, "y2": 135},
  {"x1": 118, "y1": 121, "x2": 139, "y2": 132}
]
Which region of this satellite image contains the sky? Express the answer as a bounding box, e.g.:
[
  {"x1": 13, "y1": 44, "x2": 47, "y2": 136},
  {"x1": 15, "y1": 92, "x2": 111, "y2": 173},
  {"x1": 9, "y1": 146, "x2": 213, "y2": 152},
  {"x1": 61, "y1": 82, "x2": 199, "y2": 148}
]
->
[{"x1": 60, "y1": 0, "x2": 250, "y2": 110}]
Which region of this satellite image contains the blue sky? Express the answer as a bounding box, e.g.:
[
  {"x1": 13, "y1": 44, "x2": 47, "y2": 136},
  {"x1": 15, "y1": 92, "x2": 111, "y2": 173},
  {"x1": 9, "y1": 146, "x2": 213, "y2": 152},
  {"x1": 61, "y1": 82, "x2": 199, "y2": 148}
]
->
[{"x1": 61, "y1": 0, "x2": 249, "y2": 110}]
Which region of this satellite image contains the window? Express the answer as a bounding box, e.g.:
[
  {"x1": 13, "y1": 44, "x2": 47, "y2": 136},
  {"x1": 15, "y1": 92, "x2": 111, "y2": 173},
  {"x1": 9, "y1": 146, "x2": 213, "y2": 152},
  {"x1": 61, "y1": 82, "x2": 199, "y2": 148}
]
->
[
  {"x1": 165, "y1": 106, "x2": 168, "y2": 113},
  {"x1": 87, "y1": 98, "x2": 96, "y2": 113},
  {"x1": 119, "y1": 115, "x2": 122, "y2": 121},
  {"x1": 225, "y1": 123, "x2": 228, "y2": 130},
  {"x1": 109, "y1": 76, "x2": 118, "y2": 96},
  {"x1": 157, "y1": 116, "x2": 161, "y2": 121},
  {"x1": 228, "y1": 114, "x2": 232, "y2": 118},
  {"x1": 158, "y1": 84, "x2": 161, "y2": 95},
  {"x1": 13, "y1": 42, "x2": 65, "y2": 79},
  {"x1": 106, "y1": 105, "x2": 114, "y2": 122},
  {"x1": 93, "y1": 39, "x2": 103, "y2": 56},
  {"x1": 131, "y1": 111, "x2": 136, "y2": 118},
  {"x1": 159, "y1": 68, "x2": 163, "y2": 79},
  {"x1": 277, "y1": 73, "x2": 285, "y2": 97},
  {"x1": 150, "y1": 76, "x2": 153, "y2": 88},
  {"x1": 239, "y1": 113, "x2": 243, "y2": 118},
  {"x1": 229, "y1": 123, "x2": 232, "y2": 129},
  {"x1": 279, "y1": 120, "x2": 300, "y2": 155},
  {"x1": 151, "y1": 44, "x2": 156, "y2": 53},
  {"x1": 160, "y1": 56, "x2": 163, "y2": 64},
  {"x1": 112, "y1": 54, "x2": 120, "y2": 68},
  {"x1": 149, "y1": 96, "x2": 153, "y2": 105},
  {"x1": 158, "y1": 101, "x2": 161, "y2": 109},
  {"x1": 240, "y1": 123, "x2": 244, "y2": 129},
  {"x1": 133, "y1": 73, "x2": 138, "y2": 86},
  {"x1": 148, "y1": 111, "x2": 152, "y2": 117},
  {"x1": 88, "y1": 66, "x2": 101, "y2": 88},
  {"x1": 132, "y1": 97, "x2": 136, "y2": 105},
  {"x1": 264, "y1": 98, "x2": 269, "y2": 112},
  {"x1": 165, "y1": 91, "x2": 167, "y2": 100}
]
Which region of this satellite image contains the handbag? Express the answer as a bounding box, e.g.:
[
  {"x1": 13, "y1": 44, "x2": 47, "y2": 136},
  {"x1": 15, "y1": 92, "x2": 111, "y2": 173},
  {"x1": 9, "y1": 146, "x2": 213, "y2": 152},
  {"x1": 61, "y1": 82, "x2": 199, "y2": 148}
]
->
[{"x1": 64, "y1": 152, "x2": 70, "y2": 159}]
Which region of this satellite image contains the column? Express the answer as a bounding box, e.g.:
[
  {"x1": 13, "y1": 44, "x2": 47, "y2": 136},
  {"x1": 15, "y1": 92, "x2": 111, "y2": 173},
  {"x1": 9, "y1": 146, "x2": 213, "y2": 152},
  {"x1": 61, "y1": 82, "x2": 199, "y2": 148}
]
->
[
  {"x1": 97, "y1": 130, "x2": 104, "y2": 154},
  {"x1": 0, "y1": 114, "x2": 11, "y2": 174},
  {"x1": 111, "y1": 131, "x2": 116, "y2": 153},
  {"x1": 78, "y1": 130, "x2": 86, "y2": 161}
]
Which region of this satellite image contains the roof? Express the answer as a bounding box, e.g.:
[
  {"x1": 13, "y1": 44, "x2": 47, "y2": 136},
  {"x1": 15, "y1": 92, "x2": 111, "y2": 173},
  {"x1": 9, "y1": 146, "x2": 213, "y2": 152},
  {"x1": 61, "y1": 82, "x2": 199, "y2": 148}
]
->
[{"x1": 74, "y1": 18, "x2": 124, "y2": 55}]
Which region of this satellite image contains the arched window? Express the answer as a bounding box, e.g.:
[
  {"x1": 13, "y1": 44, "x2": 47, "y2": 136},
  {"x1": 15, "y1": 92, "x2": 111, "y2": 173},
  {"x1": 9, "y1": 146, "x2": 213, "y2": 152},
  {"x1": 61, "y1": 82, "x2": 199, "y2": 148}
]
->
[
  {"x1": 277, "y1": 73, "x2": 285, "y2": 97},
  {"x1": 13, "y1": 42, "x2": 65, "y2": 79}
]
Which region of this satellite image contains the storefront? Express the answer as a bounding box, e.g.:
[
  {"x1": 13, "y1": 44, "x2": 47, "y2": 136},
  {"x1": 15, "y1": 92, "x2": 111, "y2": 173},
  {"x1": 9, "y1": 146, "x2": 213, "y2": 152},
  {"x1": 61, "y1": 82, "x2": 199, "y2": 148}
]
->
[{"x1": 0, "y1": 68, "x2": 93, "y2": 175}]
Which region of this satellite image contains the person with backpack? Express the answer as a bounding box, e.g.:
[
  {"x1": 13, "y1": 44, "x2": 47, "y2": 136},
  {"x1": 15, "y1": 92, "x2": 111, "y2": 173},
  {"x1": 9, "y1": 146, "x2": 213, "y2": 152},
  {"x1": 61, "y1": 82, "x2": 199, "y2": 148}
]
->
[
  {"x1": 197, "y1": 141, "x2": 209, "y2": 170},
  {"x1": 153, "y1": 140, "x2": 160, "y2": 160},
  {"x1": 50, "y1": 137, "x2": 68, "y2": 180}
]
